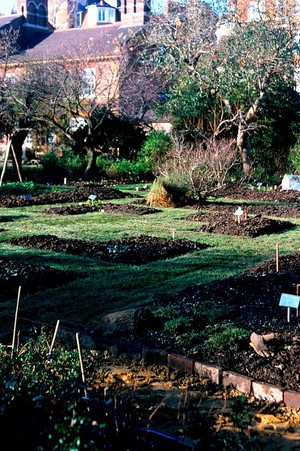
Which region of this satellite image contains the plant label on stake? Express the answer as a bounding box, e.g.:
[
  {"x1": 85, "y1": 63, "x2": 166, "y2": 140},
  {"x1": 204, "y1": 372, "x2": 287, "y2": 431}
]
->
[
  {"x1": 88, "y1": 194, "x2": 97, "y2": 207},
  {"x1": 279, "y1": 293, "x2": 300, "y2": 322},
  {"x1": 234, "y1": 206, "x2": 243, "y2": 224},
  {"x1": 170, "y1": 229, "x2": 176, "y2": 239}
]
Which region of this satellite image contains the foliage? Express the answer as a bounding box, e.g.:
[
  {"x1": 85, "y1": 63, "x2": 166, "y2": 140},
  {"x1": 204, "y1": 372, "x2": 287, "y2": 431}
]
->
[
  {"x1": 137, "y1": 1, "x2": 300, "y2": 176},
  {"x1": 251, "y1": 83, "x2": 300, "y2": 178},
  {"x1": 0, "y1": 331, "x2": 98, "y2": 448},
  {"x1": 98, "y1": 157, "x2": 153, "y2": 182},
  {"x1": 201, "y1": 325, "x2": 249, "y2": 353},
  {"x1": 288, "y1": 141, "x2": 300, "y2": 174},
  {"x1": 164, "y1": 316, "x2": 194, "y2": 335},
  {"x1": 147, "y1": 177, "x2": 177, "y2": 207},
  {"x1": 140, "y1": 130, "x2": 173, "y2": 172},
  {"x1": 159, "y1": 301, "x2": 242, "y2": 350},
  {"x1": 0, "y1": 181, "x2": 36, "y2": 195},
  {"x1": 1, "y1": 47, "x2": 146, "y2": 180},
  {"x1": 60, "y1": 147, "x2": 88, "y2": 179},
  {"x1": 231, "y1": 396, "x2": 253, "y2": 431},
  {"x1": 0, "y1": 328, "x2": 259, "y2": 449},
  {"x1": 39, "y1": 151, "x2": 65, "y2": 179}
]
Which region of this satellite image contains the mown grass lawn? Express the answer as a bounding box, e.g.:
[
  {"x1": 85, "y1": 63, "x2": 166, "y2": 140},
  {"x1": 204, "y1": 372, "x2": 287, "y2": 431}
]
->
[{"x1": 1, "y1": 183, "x2": 300, "y2": 332}]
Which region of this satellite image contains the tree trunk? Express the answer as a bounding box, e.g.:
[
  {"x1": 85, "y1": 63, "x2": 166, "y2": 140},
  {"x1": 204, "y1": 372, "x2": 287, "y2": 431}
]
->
[
  {"x1": 236, "y1": 125, "x2": 252, "y2": 177},
  {"x1": 11, "y1": 130, "x2": 28, "y2": 179},
  {"x1": 83, "y1": 147, "x2": 98, "y2": 180}
]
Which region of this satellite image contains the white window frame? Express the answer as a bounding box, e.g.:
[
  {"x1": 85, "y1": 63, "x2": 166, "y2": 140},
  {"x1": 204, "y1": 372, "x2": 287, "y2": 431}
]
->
[
  {"x1": 81, "y1": 68, "x2": 96, "y2": 98},
  {"x1": 75, "y1": 11, "x2": 84, "y2": 28},
  {"x1": 97, "y1": 7, "x2": 116, "y2": 23},
  {"x1": 247, "y1": 0, "x2": 265, "y2": 21},
  {"x1": 24, "y1": 131, "x2": 33, "y2": 149}
]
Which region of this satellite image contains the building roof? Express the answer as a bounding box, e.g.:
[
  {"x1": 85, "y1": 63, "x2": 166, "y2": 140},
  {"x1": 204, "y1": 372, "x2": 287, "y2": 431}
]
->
[
  {"x1": 0, "y1": 14, "x2": 22, "y2": 29},
  {"x1": 7, "y1": 23, "x2": 142, "y2": 65}
]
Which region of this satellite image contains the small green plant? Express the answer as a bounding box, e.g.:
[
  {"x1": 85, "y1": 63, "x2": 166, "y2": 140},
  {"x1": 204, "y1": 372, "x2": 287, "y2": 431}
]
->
[
  {"x1": 164, "y1": 316, "x2": 194, "y2": 335},
  {"x1": 193, "y1": 301, "x2": 236, "y2": 323},
  {"x1": 201, "y1": 324, "x2": 250, "y2": 353},
  {"x1": 0, "y1": 181, "x2": 37, "y2": 195},
  {"x1": 231, "y1": 395, "x2": 253, "y2": 431}
]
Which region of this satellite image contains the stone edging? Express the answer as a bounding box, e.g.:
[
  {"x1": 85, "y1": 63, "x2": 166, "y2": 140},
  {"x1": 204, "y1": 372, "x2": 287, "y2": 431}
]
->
[{"x1": 94, "y1": 336, "x2": 300, "y2": 409}]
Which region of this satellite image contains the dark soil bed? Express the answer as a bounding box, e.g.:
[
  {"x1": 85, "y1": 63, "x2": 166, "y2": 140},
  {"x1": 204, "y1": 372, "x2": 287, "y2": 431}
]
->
[
  {"x1": 197, "y1": 215, "x2": 295, "y2": 237},
  {"x1": 7, "y1": 234, "x2": 210, "y2": 265},
  {"x1": 43, "y1": 203, "x2": 161, "y2": 215},
  {"x1": 187, "y1": 201, "x2": 300, "y2": 219},
  {"x1": 212, "y1": 185, "x2": 300, "y2": 203},
  {"x1": 0, "y1": 258, "x2": 77, "y2": 303},
  {"x1": 0, "y1": 185, "x2": 135, "y2": 207}
]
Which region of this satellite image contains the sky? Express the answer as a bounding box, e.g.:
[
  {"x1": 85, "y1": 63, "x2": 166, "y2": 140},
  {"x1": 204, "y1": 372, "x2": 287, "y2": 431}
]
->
[{"x1": 0, "y1": 0, "x2": 17, "y2": 15}]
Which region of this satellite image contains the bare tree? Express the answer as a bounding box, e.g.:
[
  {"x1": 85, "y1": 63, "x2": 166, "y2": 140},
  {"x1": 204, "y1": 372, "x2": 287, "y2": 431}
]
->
[{"x1": 157, "y1": 136, "x2": 238, "y2": 203}]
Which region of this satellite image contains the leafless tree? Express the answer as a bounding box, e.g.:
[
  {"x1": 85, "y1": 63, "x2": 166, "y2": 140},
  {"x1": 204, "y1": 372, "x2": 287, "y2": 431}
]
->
[{"x1": 157, "y1": 136, "x2": 239, "y2": 203}]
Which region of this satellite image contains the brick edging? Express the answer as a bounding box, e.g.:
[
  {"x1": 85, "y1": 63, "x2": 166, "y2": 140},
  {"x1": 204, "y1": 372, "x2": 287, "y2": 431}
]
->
[
  {"x1": 165, "y1": 352, "x2": 300, "y2": 408},
  {"x1": 94, "y1": 337, "x2": 300, "y2": 409}
]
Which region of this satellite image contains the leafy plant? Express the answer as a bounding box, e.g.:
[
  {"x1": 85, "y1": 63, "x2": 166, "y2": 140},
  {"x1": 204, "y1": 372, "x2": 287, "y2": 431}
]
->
[{"x1": 202, "y1": 325, "x2": 249, "y2": 353}]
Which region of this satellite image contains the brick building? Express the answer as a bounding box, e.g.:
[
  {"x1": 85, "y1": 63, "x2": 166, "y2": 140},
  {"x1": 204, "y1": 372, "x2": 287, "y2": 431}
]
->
[{"x1": 0, "y1": 0, "x2": 151, "y2": 157}]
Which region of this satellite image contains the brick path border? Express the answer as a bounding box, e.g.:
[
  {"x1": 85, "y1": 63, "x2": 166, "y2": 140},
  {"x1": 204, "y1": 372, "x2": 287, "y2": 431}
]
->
[{"x1": 93, "y1": 336, "x2": 299, "y2": 408}]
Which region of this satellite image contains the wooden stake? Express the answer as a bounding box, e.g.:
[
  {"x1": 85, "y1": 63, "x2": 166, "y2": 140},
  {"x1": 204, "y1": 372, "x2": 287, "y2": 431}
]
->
[
  {"x1": 275, "y1": 243, "x2": 279, "y2": 272},
  {"x1": 0, "y1": 139, "x2": 11, "y2": 187},
  {"x1": 10, "y1": 143, "x2": 23, "y2": 183},
  {"x1": 76, "y1": 332, "x2": 85, "y2": 384},
  {"x1": 48, "y1": 320, "x2": 60, "y2": 356},
  {"x1": 11, "y1": 286, "x2": 21, "y2": 356},
  {"x1": 296, "y1": 284, "x2": 300, "y2": 318}
]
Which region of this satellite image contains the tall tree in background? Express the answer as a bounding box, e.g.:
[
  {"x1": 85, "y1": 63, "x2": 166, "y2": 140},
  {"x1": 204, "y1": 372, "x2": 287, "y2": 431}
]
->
[
  {"x1": 10, "y1": 44, "x2": 145, "y2": 179},
  {"x1": 137, "y1": 0, "x2": 300, "y2": 177},
  {"x1": 0, "y1": 27, "x2": 29, "y2": 178}
]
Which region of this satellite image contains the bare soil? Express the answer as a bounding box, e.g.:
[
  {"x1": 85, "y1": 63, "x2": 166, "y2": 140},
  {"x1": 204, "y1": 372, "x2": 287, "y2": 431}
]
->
[{"x1": 0, "y1": 184, "x2": 135, "y2": 207}]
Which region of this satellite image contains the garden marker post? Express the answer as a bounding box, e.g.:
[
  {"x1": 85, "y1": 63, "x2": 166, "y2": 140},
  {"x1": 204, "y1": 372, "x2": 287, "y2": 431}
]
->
[
  {"x1": 76, "y1": 333, "x2": 85, "y2": 383},
  {"x1": 76, "y1": 333, "x2": 88, "y2": 398},
  {"x1": 88, "y1": 194, "x2": 97, "y2": 207},
  {"x1": 276, "y1": 243, "x2": 279, "y2": 272},
  {"x1": 48, "y1": 320, "x2": 60, "y2": 356},
  {"x1": 296, "y1": 284, "x2": 300, "y2": 318},
  {"x1": 279, "y1": 293, "x2": 300, "y2": 322},
  {"x1": 11, "y1": 286, "x2": 21, "y2": 356}
]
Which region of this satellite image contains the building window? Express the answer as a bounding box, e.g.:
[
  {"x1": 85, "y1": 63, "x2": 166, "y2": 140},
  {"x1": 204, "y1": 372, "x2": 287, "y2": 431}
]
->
[
  {"x1": 275, "y1": 0, "x2": 283, "y2": 14},
  {"x1": 69, "y1": 117, "x2": 87, "y2": 131},
  {"x1": 37, "y1": 4, "x2": 47, "y2": 27},
  {"x1": 82, "y1": 68, "x2": 96, "y2": 97},
  {"x1": 75, "y1": 11, "x2": 84, "y2": 27},
  {"x1": 27, "y1": 1, "x2": 37, "y2": 25},
  {"x1": 98, "y1": 7, "x2": 116, "y2": 23},
  {"x1": 24, "y1": 131, "x2": 33, "y2": 149},
  {"x1": 247, "y1": 0, "x2": 265, "y2": 20},
  {"x1": 4, "y1": 73, "x2": 16, "y2": 86}
]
